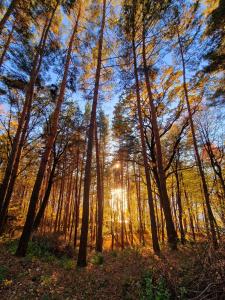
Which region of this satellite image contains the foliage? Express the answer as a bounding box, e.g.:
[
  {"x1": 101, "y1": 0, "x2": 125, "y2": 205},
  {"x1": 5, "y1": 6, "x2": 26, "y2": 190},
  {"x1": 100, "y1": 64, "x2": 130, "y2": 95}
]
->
[
  {"x1": 0, "y1": 265, "x2": 9, "y2": 283},
  {"x1": 5, "y1": 234, "x2": 73, "y2": 262},
  {"x1": 0, "y1": 1, "x2": 224, "y2": 298},
  {"x1": 91, "y1": 252, "x2": 104, "y2": 265},
  {"x1": 59, "y1": 257, "x2": 75, "y2": 270},
  {"x1": 141, "y1": 271, "x2": 171, "y2": 300}
]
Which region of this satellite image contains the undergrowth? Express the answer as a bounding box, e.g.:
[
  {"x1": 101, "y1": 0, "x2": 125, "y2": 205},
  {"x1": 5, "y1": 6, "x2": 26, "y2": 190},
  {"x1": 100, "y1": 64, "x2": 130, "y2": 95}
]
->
[
  {"x1": 5, "y1": 237, "x2": 75, "y2": 269},
  {"x1": 141, "y1": 271, "x2": 171, "y2": 300}
]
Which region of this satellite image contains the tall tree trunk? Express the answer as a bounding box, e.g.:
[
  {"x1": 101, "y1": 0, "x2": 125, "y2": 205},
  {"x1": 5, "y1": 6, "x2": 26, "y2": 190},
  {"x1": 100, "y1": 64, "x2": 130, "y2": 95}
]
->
[
  {"x1": 54, "y1": 176, "x2": 64, "y2": 233},
  {"x1": 74, "y1": 153, "x2": 84, "y2": 248},
  {"x1": 160, "y1": 202, "x2": 165, "y2": 244},
  {"x1": 0, "y1": 20, "x2": 15, "y2": 68},
  {"x1": 63, "y1": 167, "x2": 73, "y2": 240},
  {"x1": 77, "y1": 0, "x2": 106, "y2": 267},
  {"x1": 131, "y1": 2, "x2": 160, "y2": 253},
  {"x1": 95, "y1": 123, "x2": 104, "y2": 252},
  {"x1": 32, "y1": 161, "x2": 57, "y2": 231},
  {"x1": 182, "y1": 176, "x2": 195, "y2": 241},
  {"x1": 174, "y1": 157, "x2": 185, "y2": 244},
  {"x1": 133, "y1": 163, "x2": 145, "y2": 246},
  {"x1": 204, "y1": 139, "x2": 225, "y2": 197},
  {"x1": 177, "y1": 30, "x2": 218, "y2": 249},
  {"x1": 16, "y1": 8, "x2": 81, "y2": 256},
  {"x1": 142, "y1": 27, "x2": 177, "y2": 249},
  {"x1": 0, "y1": 7, "x2": 56, "y2": 212},
  {"x1": 171, "y1": 176, "x2": 178, "y2": 232},
  {"x1": 120, "y1": 161, "x2": 124, "y2": 250},
  {"x1": 69, "y1": 147, "x2": 79, "y2": 242},
  {"x1": 127, "y1": 163, "x2": 134, "y2": 247}
]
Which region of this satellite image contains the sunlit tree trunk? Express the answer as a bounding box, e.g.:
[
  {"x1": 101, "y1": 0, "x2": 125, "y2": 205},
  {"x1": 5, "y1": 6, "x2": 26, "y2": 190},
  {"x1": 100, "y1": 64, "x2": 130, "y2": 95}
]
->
[
  {"x1": 0, "y1": 5, "x2": 58, "y2": 213},
  {"x1": 95, "y1": 123, "x2": 104, "y2": 252},
  {"x1": 171, "y1": 177, "x2": 178, "y2": 232},
  {"x1": 0, "y1": 16, "x2": 48, "y2": 210},
  {"x1": 77, "y1": 0, "x2": 106, "y2": 267},
  {"x1": 127, "y1": 163, "x2": 134, "y2": 247},
  {"x1": 63, "y1": 167, "x2": 73, "y2": 240},
  {"x1": 160, "y1": 203, "x2": 165, "y2": 244},
  {"x1": 32, "y1": 160, "x2": 56, "y2": 231},
  {"x1": 177, "y1": 30, "x2": 218, "y2": 249},
  {"x1": 120, "y1": 160, "x2": 124, "y2": 250},
  {"x1": 54, "y1": 175, "x2": 64, "y2": 233},
  {"x1": 174, "y1": 168, "x2": 185, "y2": 244},
  {"x1": 69, "y1": 147, "x2": 79, "y2": 242},
  {"x1": 142, "y1": 27, "x2": 177, "y2": 249},
  {"x1": 131, "y1": 3, "x2": 160, "y2": 253},
  {"x1": 16, "y1": 8, "x2": 81, "y2": 256},
  {"x1": 133, "y1": 163, "x2": 145, "y2": 246},
  {"x1": 74, "y1": 150, "x2": 84, "y2": 248},
  {"x1": 202, "y1": 133, "x2": 225, "y2": 198},
  {"x1": 182, "y1": 176, "x2": 195, "y2": 241}
]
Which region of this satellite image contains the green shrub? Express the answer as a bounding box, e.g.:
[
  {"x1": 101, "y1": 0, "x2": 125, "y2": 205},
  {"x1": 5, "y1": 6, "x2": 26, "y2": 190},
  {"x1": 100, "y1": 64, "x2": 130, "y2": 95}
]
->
[
  {"x1": 155, "y1": 278, "x2": 171, "y2": 300},
  {"x1": 142, "y1": 271, "x2": 154, "y2": 300},
  {"x1": 27, "y1": 240, "x2": 52, "y2": 259},
  {"x1": 91, "y1": 252, "x2": 104, "y2": 265},
  {"x1": 40, "y1": 275, "x2": 52, "y2": 286},
  {"x1": 32, "y1": 233, "x2": 74, "y2": 258},
  {"x1": 141, "y1": 271, "x2": 171, "y2": 300},
  {"x1": 111, "y1": 250, "x2": 117, "y2": 257},
  {"x1": 178, "y1": 286, "x2": 187, "y2": 300},
  {"x1": 41, "y1": 294, "x2": 51, "y2": 300},
  {"x1": 0, "y1": 265, "x2": 9, "y2": 283},
  {"x1": 59, "y1": 257, "x2": 75, "y2": 270},
  {"x1": 5, "y1": 239, "x2": 18, "y2": 254},
  {"x1": 5, "y1": 235, "x2": 74, "y2": 267}
]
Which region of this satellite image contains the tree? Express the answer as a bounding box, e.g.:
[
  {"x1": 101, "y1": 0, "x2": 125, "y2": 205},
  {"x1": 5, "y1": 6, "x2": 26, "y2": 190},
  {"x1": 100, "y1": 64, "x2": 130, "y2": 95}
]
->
[
  {"x1": 16, "y1": 2, "x2": 81, "y2": 256},
  {"x1": 0, "y1": 0, "x2": 59, "y2": 214},
  {"x1": 0, "y1": 0, "x2": 19, "y2": 35},
  {"x1": 120, "y1": 0, "x2": 160, "y2": 253},
  {"x1": 77, "y1": 0, "x2": 107, "y2": 267},
  {"x1": 173, "y1": 2, "x2": 218, "y2": 248},
  {"x1": 204, "y1": 0, "x2": 225, "y2": 103},
  {"x1": 141, "y1": 0, "x2": 178, "y2": 249}
]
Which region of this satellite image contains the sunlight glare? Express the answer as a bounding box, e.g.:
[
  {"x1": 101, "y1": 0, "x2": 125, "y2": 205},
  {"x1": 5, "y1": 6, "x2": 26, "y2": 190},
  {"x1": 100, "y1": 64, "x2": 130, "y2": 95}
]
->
[{"x1": 110, "y1": 187, "x2": 127, "y2": 212}]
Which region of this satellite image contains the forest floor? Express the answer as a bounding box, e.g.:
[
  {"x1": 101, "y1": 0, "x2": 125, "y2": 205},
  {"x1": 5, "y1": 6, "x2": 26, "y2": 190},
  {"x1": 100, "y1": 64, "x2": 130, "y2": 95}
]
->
[{"x1": 0, "y1": 236, "x2": 225, "y2": 300}]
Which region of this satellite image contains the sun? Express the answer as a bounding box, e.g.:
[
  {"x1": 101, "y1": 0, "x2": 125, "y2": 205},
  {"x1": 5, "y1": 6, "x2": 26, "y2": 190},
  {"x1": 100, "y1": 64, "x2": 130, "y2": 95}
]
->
[{"x1": 110, "y1": 187, "x2": 127, "y2": 212}]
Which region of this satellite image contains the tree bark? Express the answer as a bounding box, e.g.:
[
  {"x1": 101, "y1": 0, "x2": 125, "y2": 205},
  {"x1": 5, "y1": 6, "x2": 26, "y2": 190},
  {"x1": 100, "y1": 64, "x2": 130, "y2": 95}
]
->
[
  {"x1": 16, "y1": 7, "x2": 81, "y2": 256},
  {"x1": 142, "y1": 26, "x2": 177, "y2": 249},
  {"x1": 0, "y1": 20, "x2": 15, "y2": 68},
  {"x1": 0, "y1": 7, "x2": 56, "y2": 212},
  {"x1": 95, "y1": 123, "x2": 104, "y2": 252},
  {"x1": 32, "y1": 161, "x2": 57, "y2": 231},
  {"x1": 127, "y1": 163, "x2": 134, "y2": 246},
  {"x1": 77, "y1": 0, "x2": 106, "y2": 267},
  {"x1": 131, "y1": 1, "x2": 160, "y2": 253},
  {"x1": 0, "y1": 0, "x2": 18, "y2": 35},
  {"x1": 177, "y1": 29, "x2": 218, "y2": 249},
  {"x1": 133, "y1": 163, "x2": 145, "y2": 246},
  {"x1": 174, "y1": 157, "x2": 185, "y2": 244}
]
